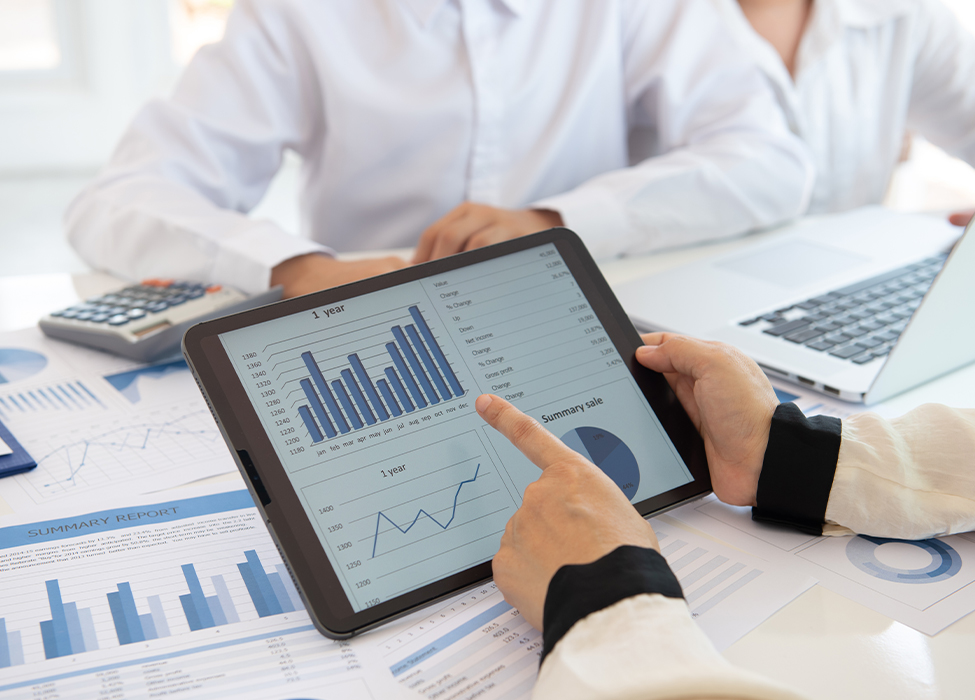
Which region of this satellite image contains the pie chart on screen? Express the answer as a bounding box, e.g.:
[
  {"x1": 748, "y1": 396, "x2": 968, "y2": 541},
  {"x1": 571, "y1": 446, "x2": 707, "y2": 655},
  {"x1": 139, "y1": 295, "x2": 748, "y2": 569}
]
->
[
  {"x1": 0, "y1": 348, "x2": 48, "y2": 384},
  {"x1": 560, "y1": 426, "x2": 640, "y2": 500}
]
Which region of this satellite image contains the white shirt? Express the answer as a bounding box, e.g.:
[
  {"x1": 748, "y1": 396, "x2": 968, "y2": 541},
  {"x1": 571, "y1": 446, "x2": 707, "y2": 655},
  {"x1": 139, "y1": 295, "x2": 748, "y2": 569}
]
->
[
  {"x1": 712, "y1": 0, "x2": 975, "y2": 215},
  {"x1": 535, "y1": 404, "x2": 975, "y2": 700},
  {"x1": 66, "y1": 0, "x2": 811, "y2": 295}
]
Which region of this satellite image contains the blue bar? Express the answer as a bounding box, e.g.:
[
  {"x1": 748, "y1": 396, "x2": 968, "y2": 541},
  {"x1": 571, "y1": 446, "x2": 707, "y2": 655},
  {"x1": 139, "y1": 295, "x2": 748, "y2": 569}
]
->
[
  {"x1": 206, "y1": 596, "x2": 227, "y2": 626},
  {"x1": 139, "y1": 613, "x2": 157, "y2": 641},
  {"x1": 406, "y1": 324, "x2": 451, "y2": 400},
  {"x1": 211, "y1": 576, "x2": 240, "y2": 624},
  {"x1": 246, "y1": 550, "x2": 283, "y2": 616},
  {"x1": 148, "y1": 596, "x2": 170, "y2": 638},
  {"x1": 298, "y1": 404, "x2": 325, "y2": 442},
  {"x1": 117, "y1": 583, "x2": 146, "y2": 644},
  {"x1": 348, "y1": 354, "x2": 389, "y2": 421},
  {"x1": 237, "y1": 551, "x2": 283, "y2": 618},
  {"x1": 79, "y1": 608, "x2": 98, "y2": 652},
  {"x1": 107, "y1": 592, "x2": 131, "y2": 646},
  {"x1": 376, "y1": 379, "x2": 401, "y2": 417},
  {"x1": 0, "y1": 619, "x2": 9, "y2": 668},
  {"x1": 385, "y1": 346, "x2": 425, "y2": 409},
  {"x1": 40, "y1": 621, "x2": 58, "y2": 660},
  {"x1": 237, "y1": 562, "x2": 270, "y2": 617},
  {"x1": 391, "y1": 327, "x2": 440, "y2": 404},
  {"x1": 341, "y1": 369, "x2": 376, "y2": 425},
  {"x1": 179, "y1": 564, "x2": 215, "y2": 631},
  {"x1": 331, "y1": 380, "x2": 363, "y2": 430},
  {"x1": 409, "y1": 306, "x2": 464, "y2": 396},
  {"x1": 267, "y1": 573, "x2": 296, "y2": 613},
  {"x1": 44, "y1": 580, "x2": 72, "y2": 658},
  {"x1": 301, "y1": 351, "x2": 350, "y2": 433},
  {"x1": 63, "y1": 603, "x2": 85, "y2": 654},
  {"x1": 299, "y1": 379, "x2": 335, "y2": 439},
  {"x1": 384, "y1": 368, "x2": 415, "y2": 412}
]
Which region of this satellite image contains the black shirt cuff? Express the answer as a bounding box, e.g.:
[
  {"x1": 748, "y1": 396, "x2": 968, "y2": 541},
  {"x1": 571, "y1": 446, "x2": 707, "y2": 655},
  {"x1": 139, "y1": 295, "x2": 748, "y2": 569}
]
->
[
  {"x1": 752, "y1": 402, "x2": 841, "y2": 535},
  {"x1": 541, "y1": 545, "x2": 683, "y2": 664}
]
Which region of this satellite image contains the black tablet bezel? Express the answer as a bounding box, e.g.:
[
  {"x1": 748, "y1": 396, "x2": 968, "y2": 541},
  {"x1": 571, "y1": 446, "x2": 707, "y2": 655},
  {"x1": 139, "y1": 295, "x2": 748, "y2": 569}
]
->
[{"x1": 183, "y1": 228, "x2": 710, "y2": 639}]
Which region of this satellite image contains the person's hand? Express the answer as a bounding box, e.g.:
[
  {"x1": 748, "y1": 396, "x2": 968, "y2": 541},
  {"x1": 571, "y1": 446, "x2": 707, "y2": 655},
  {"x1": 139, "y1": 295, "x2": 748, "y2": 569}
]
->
[
  {"x1": 270, "y1": 253, "x2": 408, "y2": 298},
  {"x1": 412, "y1": 204, "x2": 563, "y2": 263},
  {"x1": 476, "y1": 394, "x2": 658, "y2": 630},
  {"x1": 636, "y1": 333, "x2": 777, "y2": 507},
  {"x1": 949, "y1": 209, "x2": 974, "y2": 227}
]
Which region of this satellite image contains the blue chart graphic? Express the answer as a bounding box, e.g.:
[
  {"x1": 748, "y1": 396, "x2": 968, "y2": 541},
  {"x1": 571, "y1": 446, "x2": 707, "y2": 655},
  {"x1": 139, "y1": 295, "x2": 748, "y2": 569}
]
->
[
  {"x1": 846, "y1": 535, "x2": 962, "y2": 584},
  {"x1": 108, "y1": 583, "x2": 171, "y2": 645},
  {"x1": 298, "y1": 305, "x2": 464, "y2": 443},
  {"x1": 35, "y1": 411, "x2": 219, "y2": 491},
  {"x1": 371, "y1": 464, "x2": 481, "y2": 558},
  {"x1": 0, "y1": 380, "x2": 103, "y2": 419},
  {"x1": 0, "y1": 618, "x2": 25, "y2": 668},
  {"x1": 37, "y1": 550, "x2": 301, "y2": 659},
  {"x1": 561, "y1": 427, "x2": 640, "y2": 500},
  {"x1": 40, "y1": 580, "x2": 100, "y2": 659},
  {"x1": 104, "y1": 359, "x2": 189, "y2": 404},
  {"x1": 0, "y1": 348, "x2": 47, "y2": 385}
]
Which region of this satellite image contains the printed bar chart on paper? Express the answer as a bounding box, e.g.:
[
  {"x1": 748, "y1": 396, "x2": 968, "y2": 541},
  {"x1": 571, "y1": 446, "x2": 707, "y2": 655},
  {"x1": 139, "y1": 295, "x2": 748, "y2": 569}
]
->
[
  {"x1": 0, "y1": 618, "x2": 25, "y2": 668},
  {"x1": 0, "y1": 489, "x2": 403, "y2": 700}
]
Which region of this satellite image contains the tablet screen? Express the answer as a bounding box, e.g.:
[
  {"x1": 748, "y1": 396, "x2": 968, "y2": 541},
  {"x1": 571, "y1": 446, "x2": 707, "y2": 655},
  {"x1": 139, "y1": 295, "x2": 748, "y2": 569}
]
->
[{"x1": 216, "y1": 242, "x2": 693, "y2": 613}]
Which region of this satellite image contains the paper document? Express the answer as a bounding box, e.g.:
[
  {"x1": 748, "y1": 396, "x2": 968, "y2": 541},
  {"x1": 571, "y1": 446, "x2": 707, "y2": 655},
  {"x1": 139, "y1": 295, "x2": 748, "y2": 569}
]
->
[
  {"x1": 0, "y1": 436, "x2": 10, "y2": 457},
  {"x1": 0, "y1": 328, "x2": 236, "y2": 513},
  {"x1": 373, "y1": 518, "x2": 815, "y2": 700},
  {"x1": 672, "y1": 495, "x2": 975, "y2": 635},
  {"x1": 0, "y1": 485, "x2": 405, "y2": 699}
]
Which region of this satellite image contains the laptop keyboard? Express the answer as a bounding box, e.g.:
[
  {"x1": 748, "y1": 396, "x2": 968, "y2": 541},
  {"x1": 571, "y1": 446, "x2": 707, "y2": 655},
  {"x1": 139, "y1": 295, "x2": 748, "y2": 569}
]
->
[{"x1": 738, "y1": 254, "x2": 947, "y2": 365}]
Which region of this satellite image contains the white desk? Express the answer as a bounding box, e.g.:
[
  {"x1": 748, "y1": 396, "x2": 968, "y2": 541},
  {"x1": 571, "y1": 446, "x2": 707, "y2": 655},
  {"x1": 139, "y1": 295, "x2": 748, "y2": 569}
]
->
[{"x1": 2, "y1": 237, "x2": 973, "y2": 700}]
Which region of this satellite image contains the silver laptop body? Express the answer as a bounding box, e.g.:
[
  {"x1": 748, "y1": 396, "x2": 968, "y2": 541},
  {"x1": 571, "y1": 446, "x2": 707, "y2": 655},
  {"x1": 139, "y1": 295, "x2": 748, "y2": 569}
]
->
[{"x1": 613, "y1": 207, "x2": 974, "y2": 404}]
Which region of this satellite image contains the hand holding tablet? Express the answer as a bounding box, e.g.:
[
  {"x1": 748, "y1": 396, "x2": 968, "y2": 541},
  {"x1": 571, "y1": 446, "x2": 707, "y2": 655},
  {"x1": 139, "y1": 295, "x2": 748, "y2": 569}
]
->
[{"x1": 183, "y1": 229, "x2": 708, "y2": 638}]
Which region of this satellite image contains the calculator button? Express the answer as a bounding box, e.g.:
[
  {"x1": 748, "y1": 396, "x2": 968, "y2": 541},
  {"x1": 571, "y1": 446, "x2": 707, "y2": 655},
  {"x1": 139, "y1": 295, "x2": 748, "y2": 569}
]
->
[
  {"x1": 187, "y1": 289, "x2": 205, "y2": 299},
  {"x1": 126, "y1": 308, "x2": 147, "y2": 319},
  {"x1": 168, "y1": 295, "x2": 189, "y2": 306},
  {"x1": 75, "y1": 311, "x2": 94, "y2": 321},
  {"x1": 90, "y1": 313, "x2": 110, "y2": 323},
  {"x1": 206, "y1": 285, "x2": 222, "y2": 293},
  {"x1": 146, "y1": 301, "x2": 169, "y2": 312},
  {"x1": 108, "y1": 314, "x2": 131, "y2": 325}
]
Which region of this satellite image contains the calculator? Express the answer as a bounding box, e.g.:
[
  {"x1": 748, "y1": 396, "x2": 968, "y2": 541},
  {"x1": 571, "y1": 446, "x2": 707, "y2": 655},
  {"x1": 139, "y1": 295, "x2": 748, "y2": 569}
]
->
[{"x1": 39, "y1": 279, "x2": 283, "y2": 362}]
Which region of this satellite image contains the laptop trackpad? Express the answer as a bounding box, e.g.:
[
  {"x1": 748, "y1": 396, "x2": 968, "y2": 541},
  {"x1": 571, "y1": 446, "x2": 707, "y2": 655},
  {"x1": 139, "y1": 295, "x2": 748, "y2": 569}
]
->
[{"x1": 716, "y1": 241, "x2": 867, "y2": 288}]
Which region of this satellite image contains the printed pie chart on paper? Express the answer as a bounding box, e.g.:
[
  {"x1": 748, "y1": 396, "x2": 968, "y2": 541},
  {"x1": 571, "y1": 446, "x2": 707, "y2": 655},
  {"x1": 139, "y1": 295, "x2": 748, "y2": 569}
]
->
[
  {"x1": 0, "y1": 348, "x2": 48, "y2": 384},
  {"x1": 560, "y1": 426, "x2": 640, "y2": 500}
]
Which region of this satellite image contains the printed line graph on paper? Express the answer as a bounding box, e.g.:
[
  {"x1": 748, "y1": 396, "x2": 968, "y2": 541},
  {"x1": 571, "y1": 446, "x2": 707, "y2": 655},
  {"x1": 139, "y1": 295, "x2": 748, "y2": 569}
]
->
[{"x1": 9, "y1": 407, "x2": 231, "y2": 504}]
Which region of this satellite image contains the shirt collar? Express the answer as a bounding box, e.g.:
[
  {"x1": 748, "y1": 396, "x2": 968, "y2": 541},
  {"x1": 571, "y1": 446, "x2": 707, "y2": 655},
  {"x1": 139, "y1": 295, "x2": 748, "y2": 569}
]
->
[{"x1": 403, "y1": 0, "x2": 528, "y2": 28}]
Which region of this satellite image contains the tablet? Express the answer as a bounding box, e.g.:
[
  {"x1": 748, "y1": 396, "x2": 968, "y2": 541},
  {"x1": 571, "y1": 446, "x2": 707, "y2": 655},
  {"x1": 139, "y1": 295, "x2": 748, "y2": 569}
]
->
[{"x1": 183, "y1": 229, "x2": 709, "y2": 639}]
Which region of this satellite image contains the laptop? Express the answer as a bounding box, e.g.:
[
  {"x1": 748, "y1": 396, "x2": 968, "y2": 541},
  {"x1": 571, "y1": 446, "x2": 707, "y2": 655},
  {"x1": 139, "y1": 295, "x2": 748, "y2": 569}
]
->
[{"x1": 613, "y1": 206, "x2": 975, "y2": 404}]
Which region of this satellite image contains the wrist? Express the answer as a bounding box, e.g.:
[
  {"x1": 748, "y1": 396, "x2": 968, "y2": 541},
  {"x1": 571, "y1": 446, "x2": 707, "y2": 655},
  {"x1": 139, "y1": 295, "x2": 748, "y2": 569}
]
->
[{"x1": 751, "y1": 403, "x2": 841, "y2": 534}]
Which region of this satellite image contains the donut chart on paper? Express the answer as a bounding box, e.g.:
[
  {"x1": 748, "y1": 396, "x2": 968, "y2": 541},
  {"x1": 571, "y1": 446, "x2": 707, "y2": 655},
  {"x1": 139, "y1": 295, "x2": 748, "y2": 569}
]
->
[
  {"x1": 846, "y1": 535, "x2": 962, "y2": 584},
  {"x1": 560, "y1": 426, "x2": 640, "y2": 500}
]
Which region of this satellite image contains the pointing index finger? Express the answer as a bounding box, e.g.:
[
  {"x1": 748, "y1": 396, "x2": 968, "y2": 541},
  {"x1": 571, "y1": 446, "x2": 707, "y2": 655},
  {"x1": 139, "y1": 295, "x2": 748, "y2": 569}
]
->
[{"x1": 474, "y1": 394, "x2": 577, "y2": 471}]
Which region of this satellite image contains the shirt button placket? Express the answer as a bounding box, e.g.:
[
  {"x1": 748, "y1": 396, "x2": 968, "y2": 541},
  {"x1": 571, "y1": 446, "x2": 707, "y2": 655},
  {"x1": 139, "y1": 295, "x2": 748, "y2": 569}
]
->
[{"x1": 460, "y1": 0, "x2": 503, "y2": 205}]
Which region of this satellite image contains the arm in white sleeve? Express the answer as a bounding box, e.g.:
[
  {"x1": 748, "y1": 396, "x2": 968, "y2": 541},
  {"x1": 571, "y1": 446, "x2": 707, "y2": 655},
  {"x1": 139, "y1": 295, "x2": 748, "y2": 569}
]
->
[
  {"x1": 825, "y1": 404, "x2": 975, "y2": 539},
  {"x1": 906, "y1": 0, "x2": 975, "y2": 167},
  {"x1": 534, "y1": 0, "x2": 813, "y2": 259},
  {"x1": 65, "y1": 0, "x2": 328, "y2": 294},
  {"x1": 533, "y1": 547, "x2": 807, "y2": 700},
  {"x1": 752, "y1": 403, "x2": 975, "y2": 540}
]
